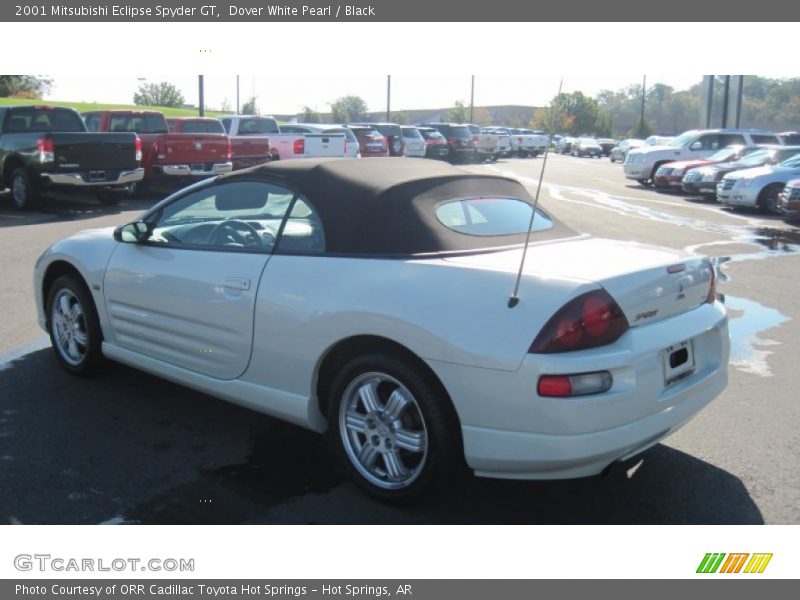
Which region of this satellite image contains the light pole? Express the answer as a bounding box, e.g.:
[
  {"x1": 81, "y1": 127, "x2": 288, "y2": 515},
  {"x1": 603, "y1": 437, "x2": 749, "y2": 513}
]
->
[
  {"x1": 198, "y1": 75, "x2": 205, "y2": 117},
  {"x1": 386, "y1": 75, "x2": 391, "y2": 122},
  {"x1": 470, "y1": 75, "x2": 474, "y2": 123}
]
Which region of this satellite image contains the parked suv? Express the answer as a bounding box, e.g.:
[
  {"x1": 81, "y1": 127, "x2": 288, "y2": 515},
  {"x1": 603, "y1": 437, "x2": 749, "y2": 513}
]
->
[
  {"x1": 420, "y1": 123, "x2": 476, "y2": 163},
  {"x1": 354, "y1": 123, "x2": 404, "y2": 156},
  {"x1": 417, "y1": 127, "x2": 449, "y2": 160},
  {"x1": 624, "y1": 129, "x2": 782, "y2": 185}
]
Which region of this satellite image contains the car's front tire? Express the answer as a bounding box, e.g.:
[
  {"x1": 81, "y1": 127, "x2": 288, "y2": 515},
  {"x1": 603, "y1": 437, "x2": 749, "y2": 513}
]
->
[
  {"x1": 47, "y1": 275, "x2": 105, "y2": 376},
  {"x1": 758, "y1": 183, "x2": 784, "y2": 215},
  {"x1": 327, "y1": 353, "x2": 464, "y2": 502}
]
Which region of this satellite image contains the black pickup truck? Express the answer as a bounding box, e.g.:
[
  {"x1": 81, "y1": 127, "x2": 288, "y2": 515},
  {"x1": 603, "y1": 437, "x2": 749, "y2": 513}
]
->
[{"x1": 0, "y1": 105, "x2": 144, "y2": 209}]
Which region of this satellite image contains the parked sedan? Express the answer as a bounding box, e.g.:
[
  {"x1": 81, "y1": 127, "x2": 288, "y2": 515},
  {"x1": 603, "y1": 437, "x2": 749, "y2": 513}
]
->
[
  {"x1": 780, "y1": 178, "x2": 800, "y2": 220},
  {"x1": 682, "y1": 145, "x2": 800, "y2": 196},
  {"x1": 417, "y1": 127, "x2": 449, "y2": 160},
  {"x1": 596, "y1": 138, "x2": 617, "y2": 157},
  {"x1": 717, "y1": 153, "x2": 800, "y2": 213},
  {"x1": 653, "y1": 145, "x2": 756, "y2": 190},
  {"x1": 571, "y1": 137, "x2": 603, "y2": 158},
  {"x1": 610, "y1": 139, "x2": 644, "y2": 163},
  {"x1": 346, "y1": 125, "x2": 389, "y2": 157},
  {"x1": 400, "y1": 126, "x2": 426, "y2": 158},
  {"x1": 34, "y1": 158, "x2": 728, "y2": 501}
]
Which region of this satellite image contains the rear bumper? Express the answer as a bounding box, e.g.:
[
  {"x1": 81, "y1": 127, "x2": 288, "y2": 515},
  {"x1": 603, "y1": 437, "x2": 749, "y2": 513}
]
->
[
  {"x1": 156, "y1": 162, "x2": 233, "y2": 177},
  {"x1": 428, "y1": 302, "x2": 729, "y2": 480},
  {"x1": 41, "y1": 168, "x2": 144, "y2": 187}
]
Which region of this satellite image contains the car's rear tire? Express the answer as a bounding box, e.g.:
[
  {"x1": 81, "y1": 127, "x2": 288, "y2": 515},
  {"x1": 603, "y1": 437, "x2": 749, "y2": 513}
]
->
[
  {"x1": 758, "y1": 183, "x2": 784, "y2": 214},
  {"x1": 10, "y1": 168, "x2": 41, "y2": 210},
  {"x1": 327, "y1": 352, "x2": 465, "y2": 502},
  {"x1": 46, "y1": 275, "x2": 105, "y2": 376}
]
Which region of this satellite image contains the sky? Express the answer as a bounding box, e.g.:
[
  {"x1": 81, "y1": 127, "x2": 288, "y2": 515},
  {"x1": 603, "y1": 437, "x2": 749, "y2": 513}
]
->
[{"x1": 46, "y1": 73, "x2": 706, "y2": 115}]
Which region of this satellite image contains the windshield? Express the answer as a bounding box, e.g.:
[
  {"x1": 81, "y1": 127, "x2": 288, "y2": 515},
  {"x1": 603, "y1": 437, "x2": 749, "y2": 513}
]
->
[
  {"x1": 450, "y1": 127, "x2": 471, "y2": 139},
  {"x1": 108, "y1": 114, "x2": 167, "y2": 134},
  {"x1": 176, "y1": 120, "x2": 225, "y2": 134},
  {"x1": 237, "y1": 118, "x2": 280, "y2": 134},
  {"x1": 7, "y1": 108, "x2": 85, "y2": 132},
  {"x1": 778, "y1": 154, "x2": 800, "y2": 168},
  {"x1": 707, "y1": 147, "x2": 742, "y2": 162},
  {"x1": 735, "y1": 149, "x2": 771, "y2": 167},
  {"x1": 668, "y1": 131, "x2": 699, "y2": 147},
  {"x1": 402, "y1": 127, "x2": 422, "y2": 139}
]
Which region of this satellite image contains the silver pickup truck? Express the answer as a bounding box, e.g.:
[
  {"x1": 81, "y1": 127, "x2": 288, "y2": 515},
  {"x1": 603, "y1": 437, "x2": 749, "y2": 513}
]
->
[{"x1": 466, "y1": 124, "x2": 500, "y2": 162}]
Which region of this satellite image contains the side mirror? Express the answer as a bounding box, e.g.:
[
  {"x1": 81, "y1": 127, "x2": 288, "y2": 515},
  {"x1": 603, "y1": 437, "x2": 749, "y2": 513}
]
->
[
  {"x1": 113, "y1": 221, "x2": 150, "y2": 243},
  {"x1": 690, "y1": 141, "x2": 703, "y2": 151}
]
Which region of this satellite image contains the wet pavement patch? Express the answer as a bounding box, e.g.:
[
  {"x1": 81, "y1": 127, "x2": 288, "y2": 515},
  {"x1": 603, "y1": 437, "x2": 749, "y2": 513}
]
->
[
  {"x1": 123, "y1": 426, "x2": 344, "y2": 524},
  {"x1": 725, "y1": 296, "x2": 790, "y2": 377}
]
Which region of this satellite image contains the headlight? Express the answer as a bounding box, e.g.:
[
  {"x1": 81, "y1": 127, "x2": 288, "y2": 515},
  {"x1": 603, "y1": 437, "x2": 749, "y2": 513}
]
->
[
  {"x1": 672, "y1": 168, "x2": 685, "y2": 177},
  {"x1": 702, "y1": 171, "x2": 719, "y2": 182},
  {"x1": 735, "y1": 179, "x2": 754, "y2": 188}
]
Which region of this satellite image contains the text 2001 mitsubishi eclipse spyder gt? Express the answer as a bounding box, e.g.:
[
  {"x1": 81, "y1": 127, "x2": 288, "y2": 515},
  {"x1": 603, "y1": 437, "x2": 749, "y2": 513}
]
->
[{"x1": 34, "y1": 158, "x2": 729, "y2": 500}]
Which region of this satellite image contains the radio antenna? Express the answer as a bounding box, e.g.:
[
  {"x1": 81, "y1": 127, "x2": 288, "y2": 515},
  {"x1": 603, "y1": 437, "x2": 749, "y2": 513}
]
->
[{"x1": 508, "y1": 78, "x2": 563, "y2": 308}]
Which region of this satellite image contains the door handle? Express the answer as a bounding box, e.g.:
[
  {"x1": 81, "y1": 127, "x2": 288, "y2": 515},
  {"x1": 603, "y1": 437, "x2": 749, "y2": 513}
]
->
[{"x1": 223, "y1": 277, "x2": 251, "y2": 291}]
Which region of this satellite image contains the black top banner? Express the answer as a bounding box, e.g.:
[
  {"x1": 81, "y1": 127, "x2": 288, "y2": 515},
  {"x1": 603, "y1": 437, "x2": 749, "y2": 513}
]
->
[{"x1": 3, "y1": 0, "x2": 799, "y2": 21}]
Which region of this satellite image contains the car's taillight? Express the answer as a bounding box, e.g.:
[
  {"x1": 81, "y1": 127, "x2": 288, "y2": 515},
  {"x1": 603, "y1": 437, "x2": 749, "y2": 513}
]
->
[
  {"x1": 448, "y1": 136, "x2": 457, "y2": 146},
  {"x1": 530, "y1": 289, "x2": 629, "y2": 354},
  {"x1": 706, "y1": 263, "x2": 717, "y2": 304},
  {"x1": 537, "y1": 372, "x2": 613, "y2": 397},
  {"x1": 134, "y1": 136, "x2": 142, "y2": 162},
  {"x1": 293, "y1": 138, "x2": 305, "y2": 155},
  {"x1": 37, "y1": 137, "x2": 54, "y2": 163},
  {"x1": 154, "y1": 140, "x2": 166, "y2": 160}
]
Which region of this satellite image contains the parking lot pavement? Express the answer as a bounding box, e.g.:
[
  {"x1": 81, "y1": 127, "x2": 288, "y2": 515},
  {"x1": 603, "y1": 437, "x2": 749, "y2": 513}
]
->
[{"x1": 1, "y1": 158, "x2": 799, "y2": 524}]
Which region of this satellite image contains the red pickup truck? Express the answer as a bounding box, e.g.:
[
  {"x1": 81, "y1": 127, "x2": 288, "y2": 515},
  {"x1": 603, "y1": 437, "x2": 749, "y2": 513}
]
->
[
  {"x1": 83, "y1": 110, "x2": 232, "y2": 190},
  {"x1": 166, "y1": 117, "x2": 271, "y2": 171}
]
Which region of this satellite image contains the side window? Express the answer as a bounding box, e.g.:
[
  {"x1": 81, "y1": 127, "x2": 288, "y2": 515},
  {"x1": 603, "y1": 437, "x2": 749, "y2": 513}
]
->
[
  {"x1": 148, "y1": 181, "x2": 298, "y2": 252},
  {"x1": 84, "y1": 114, "x2": 100, "y2": 132},
  {"x1": 752, "y1": 134, "x2": 778, "y2": 144},
  {"x1": 720, "y1": 134, "x2": 746, "y2": 146},
  {"x1": 696, "y1": 134, "x2": 721, "y2": 150},
  {"x1": 276, "y1": 198, "x2": 325, "y2": 253},
  {"x1": 220, "y1": 118, "x2": 231, "y2": 133}
]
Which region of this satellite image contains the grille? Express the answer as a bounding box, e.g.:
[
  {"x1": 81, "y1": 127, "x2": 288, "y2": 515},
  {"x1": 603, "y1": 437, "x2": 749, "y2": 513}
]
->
[
  {"x1": 788, "y1": 187, "x2": 800, "y2": 201},
  {"x1": 683, "y1": 171, "x2": 700, "y2": 183}
]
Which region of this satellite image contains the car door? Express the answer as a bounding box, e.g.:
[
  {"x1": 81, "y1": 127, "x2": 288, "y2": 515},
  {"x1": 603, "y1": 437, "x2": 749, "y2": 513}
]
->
[{"x1": 103, "y1": 179, "x2": 297, "y2": 380}]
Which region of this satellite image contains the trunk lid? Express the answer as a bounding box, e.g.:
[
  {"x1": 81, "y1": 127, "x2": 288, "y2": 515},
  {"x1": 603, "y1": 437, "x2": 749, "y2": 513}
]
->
[
  {"x1": 51, "y1": 132, "x2": 139, "y2": 170},
  {"x1": 152, "y1": 133, "x2": 229, "y2": 164},
  {"x1": 443, "y1": 237, "x2": 713, "y2": 326}
]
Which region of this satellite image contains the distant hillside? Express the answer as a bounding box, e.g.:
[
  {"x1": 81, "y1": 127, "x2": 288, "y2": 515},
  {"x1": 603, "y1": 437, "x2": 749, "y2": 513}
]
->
[
  {"x1": 0, "y1": 97, "x2": 229, "y2": 117},
  {"x1": 282, "y1": 105, "x2": 542, "y2": 127}
]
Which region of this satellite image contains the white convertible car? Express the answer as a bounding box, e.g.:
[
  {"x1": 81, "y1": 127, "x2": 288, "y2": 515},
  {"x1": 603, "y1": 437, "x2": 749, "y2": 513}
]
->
[{"x1": 34, "y1": 158, "x2": 729, "y2": 500}]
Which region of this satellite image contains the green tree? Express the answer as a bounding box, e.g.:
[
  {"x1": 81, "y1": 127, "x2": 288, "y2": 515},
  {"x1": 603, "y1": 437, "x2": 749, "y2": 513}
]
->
[
  {"x1": 446, "y1": 100, "x2": 468, "y2": 123},
  {"x1": 330, "y1": 95, "x2": 368, "y2": 123},
  {"x1": 545, "y1": 91, "x2": 603, "y2": 135},
  {"x1": 133, "y1": 81, "x2": 185, "y2": 107},
  {"x1": 301, "y1": 106, "x2": 322, "y2": 123},
  {"x1": 241, "y1": 97, "x2": 259, "y2": 115},
  {"x1": 0, "y1": 75, "x2": 52, "y2": 98},
  {"x1": 628, "y1": 116, "x2": 653, "y2": 139}
]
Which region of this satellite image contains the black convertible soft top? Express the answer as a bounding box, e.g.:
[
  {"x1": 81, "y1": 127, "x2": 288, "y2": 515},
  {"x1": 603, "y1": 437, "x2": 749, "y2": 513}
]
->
[{"x1": 219, "y1": 158, "x2": 575, "y2": 256}]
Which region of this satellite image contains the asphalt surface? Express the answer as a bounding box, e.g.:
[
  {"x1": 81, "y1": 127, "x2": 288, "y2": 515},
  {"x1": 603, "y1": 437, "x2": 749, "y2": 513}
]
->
[{"x1": 1, "y1": 156, "x2": 798, "y2": 524}]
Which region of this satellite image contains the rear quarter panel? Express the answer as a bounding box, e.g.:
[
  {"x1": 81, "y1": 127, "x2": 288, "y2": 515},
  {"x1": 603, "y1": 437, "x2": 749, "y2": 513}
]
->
[{"x1": 242, "y1": 255, "x2": 594, "y2": 401}]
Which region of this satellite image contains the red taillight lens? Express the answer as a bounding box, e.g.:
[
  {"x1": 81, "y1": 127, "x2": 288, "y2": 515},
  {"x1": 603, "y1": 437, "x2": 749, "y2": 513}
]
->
[
  {"x1": 293, "y1": 138, "x2": 305, "y2": 155},
  {"x1": 530, "y1": 289, "x2": 629, "y2": 354},
  {"x1": 37, "y1": 137, "x2": 54, "y2": 163},
  {"x1": 134, "y1": 136, "x2": 142, "y2": 162},
  {"x1": 448, "y1": 136, "x2": 457, "y2": 145},
  {"x1": 538, "y1": 372, "x2": 613, "y2": 397},
  {"x1": 706, "y1": 262, "x2": 717, "y2": 304},
  {"x1": 537, "y1": 376, "x2": 572, "y2": 397}
]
